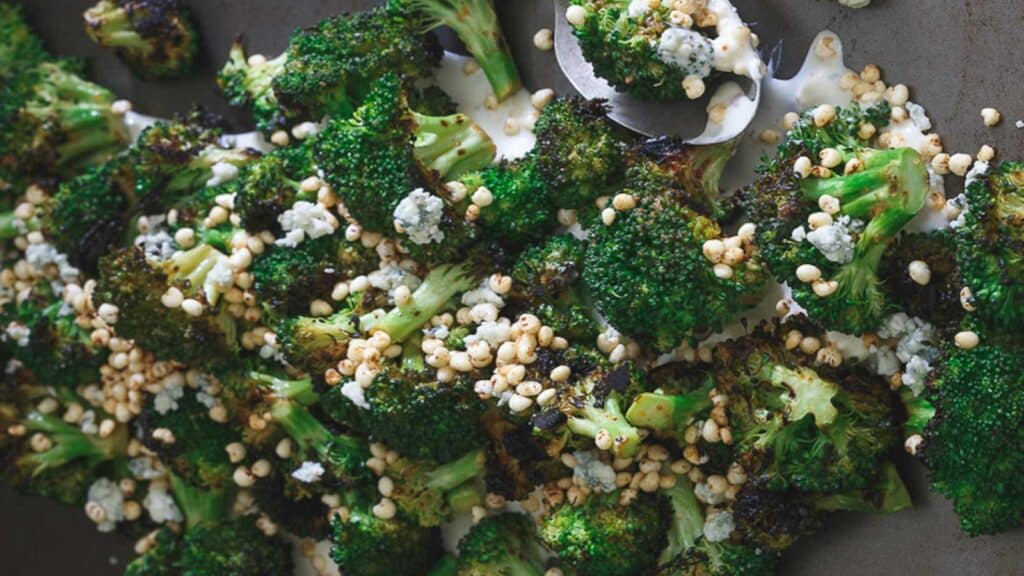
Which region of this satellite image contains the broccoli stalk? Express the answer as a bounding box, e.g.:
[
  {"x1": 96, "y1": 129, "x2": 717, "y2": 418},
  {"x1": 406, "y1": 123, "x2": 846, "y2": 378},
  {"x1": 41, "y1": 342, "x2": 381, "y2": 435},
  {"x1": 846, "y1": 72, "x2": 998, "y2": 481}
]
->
[
  {"x1": 626, "y1": 381, "x2": 714, "y2": 431},
  {"x1": 83, "y1": 0, "x2": 197, "y2": 79},
  {"x1": 567, "y1": 394, "x2": 641, "y2": 458},
  {"x1": 168, "y1": 472, "x2": 230, "y2": 530},
  {"x1": 411, "y1": 108, "x2": 497, "y2": 178},
  {"x1": 900, "y1": 387, "x2": 935, "y2": 437},
  {"x1": 17, "y1": 411, "x2": 127, "y2": 475},
  {"x1": 249, "y1": 372, "x2": 319, "y2": 406},
  {"x1": 659, "y1": 478, "x2": 705, "y2": 566},
  {"x1": 269, "y1": 400, "x2": 369, "y2": 485},
  {"x1": 386, "y1": 448, "x2": 486, "y2": 526},
  {"x1": 360, "y1": 262, "x2": 478, "y2": 343},
  {"x1": 217, "y1": 40, "x2": 288, "y2": 134},
  {"x1": 395, "y1": 0, "x2": 521, "y2": 101}
]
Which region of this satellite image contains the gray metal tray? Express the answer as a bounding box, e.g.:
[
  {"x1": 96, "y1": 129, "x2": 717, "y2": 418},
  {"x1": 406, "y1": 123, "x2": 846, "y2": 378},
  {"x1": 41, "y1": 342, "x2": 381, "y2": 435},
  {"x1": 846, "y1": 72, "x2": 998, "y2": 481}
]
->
[{"x1": 3, "y1": 1, "x2": 1023, "y2": 574}]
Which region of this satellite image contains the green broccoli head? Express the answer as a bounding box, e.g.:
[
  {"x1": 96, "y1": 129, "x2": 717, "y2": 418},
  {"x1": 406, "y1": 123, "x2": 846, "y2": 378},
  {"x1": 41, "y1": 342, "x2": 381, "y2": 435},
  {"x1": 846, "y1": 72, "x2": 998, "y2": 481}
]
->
[
  {"x1": 455, "y1": 512, "x2": 544, "y2": 576},
  {"x1": 0, "y1": 60, "x2": 127, "y2": 178},
  {"x1": 275, "y1": 296, "x2": 362, "y2": 374},
  {"x1": 331, "y1": 504, "x2": 444, "y2": 576},
  {"x1": 0, "y1": 3, "x2": 48, "y2": 83},
  {"x1": 179, "y1": 517, "x2": 294, "y2": 576},
  {"x1": 956, "y1": 161, "x2": 1024, "y2": 334},
  {"x1": 921, "y1": 342, "x2": 1024, "y2": 535},
  {"x1": 83, "y1": 0, "x2": 198, "y2": 79},
  {"x1": 880, "y1": 231, "x2": 964, "y2": 336},
  {"x1": 390, "y1": 0, "x2": 521, "y2": 101},
  {"x1": 217, "y1": 39, "x2": 289, "y2": 135},
  {"x1": 533, "y1": 97, "x2": 631, "y2": 210},
  {"x1": 511, "y1": 234, "x2": 586, "y2": 303},
  {"x1": 386, "y1": 448, "x2": 486, "y2": 527},
  {"x1": 124, "y1": 528, "x2": 182, "y2": 576},
  {"x1": 268, "y1": 400, "x2": 371, "y2": 486},
  {"x1": 459, "y1": 159, "x2": 556, "y2": 248},
  {"x1": 566, "y1": 1, "x2": 720, "y2": 101},
  {"x1": 234, "y1": 141, "x2": 317, "y2": 232},
  {"x1": 748, "y1": 103, "x2": 929, "y2": 335},
  {"x1": 273, "y1": 7, "x2": 442, "y2": 123},
  {"x1": 540, "y1": 491, "x2": 669, "y2": 576},
  {"x1": 585, "y1": 141, "x2": 765, "y2": 350}
]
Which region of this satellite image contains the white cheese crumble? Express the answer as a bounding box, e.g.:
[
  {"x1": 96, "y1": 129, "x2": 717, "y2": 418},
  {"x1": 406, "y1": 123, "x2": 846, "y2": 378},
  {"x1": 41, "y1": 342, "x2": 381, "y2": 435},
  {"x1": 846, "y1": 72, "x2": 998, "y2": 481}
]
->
[
  {"x1": 25, "y1": 243, "x2": 80, "y2": 284},
  {"x1": 876, "y1": 313, "x2": 940, "y2": 394},
  {"x1": 341, "y1": 380, "x2": 370, "y2": 409},
  {"x1": 703, "y1": 510, "x2": 735, "y2": 542},
  {"x1": 658, "y1": 28, "x2": 714, "y2": 78},
  {"x1": 128, "y1": 457, "x2": 165, "y2": 480},
  {"x1": 205, "y1": 161, "x2": 240, "y2": 188},
  {"x1": 571, "y1": 451, "x2": 617, "y2": 493},
  {"x1": 905, "y1": 102, "x2": 932, "y2": 132},
  {"x1": 465, "y1": 320, "x2": 512, "y2": 349},
  {"x1": 627, "y1": 0, "x2": 651, "y2": 18},
  {"x1": 80, "y1": 410, "x2": 98, "y2": 435},
  {"x1": 276, "y1": 201, "x2": 338, "y2": 248},
  {"x1": 135, "y1": 229, "x2": 176, "y2": 262},
  {"x1": 461, "y1": 281, "x2": 504, "y2": 308},
  {"x1": 292, "y1": 461, "x2": 326, "y2": 483},
  {"x1": 153, "y1": 373, "x2": 186, "y2": 414},
  {"x1": 368, "y1": 263, "x2": 422, "y2": 301},
  {"x1": 791, "y1": 226, "x2": 807, "y2": 243},
  {"x1": 87, "y1": 478, "x2": 125, "y2": 533},
  {"x1": 393, "y1": 188, "x2": 445, "y2": 246},
  {"x1": 4, "y1": 322, "x2": 30, "y2": 347},
  {"x1": 806, "y1": 216, "x2": 862, "y2": 264},
  {"x1": 143, "y1": 484, "x2": 183, "y2": 524},
  {"x1": 695, "y1": 482, "x2": 727, "y2": 506},
  {"x1": 965, "y1": 160, "x2": 990, "y2": 188}
]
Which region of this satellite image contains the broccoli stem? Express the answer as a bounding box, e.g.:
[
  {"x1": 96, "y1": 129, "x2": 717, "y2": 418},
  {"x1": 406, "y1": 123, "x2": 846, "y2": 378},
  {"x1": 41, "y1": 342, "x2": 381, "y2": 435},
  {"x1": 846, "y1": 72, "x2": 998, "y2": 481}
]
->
[
  {"x1": 404, "y1": 0, "x2": 521, "y2": 101},
  {"x1": 401, "y1": 332, "x2": 427, "y2": 372},
  {"x1": 900, "y1": 388, "x2": 935, "y2": 436},
  {"x1": 270, "y1": 400, "x2": 366, "y2": 477},
  {"x1": 20, "y1": 411, "x2": 127, "y2": 474},
  {"x1": 411, "y1": 110, "x2": 497, "y2": 179},
  {"x1": 360, "y1": 263, "x2": 478, "y2": 342},
  {"x1": 250, "y1": 372, "x2": 319, "y2": 405},
  {"x1": 427, "y1": 555, "x2": 459, "y2": 576},
  {"x1": 802, "y1": 148, "x2": 928, "y2": 221},
  {"x1": 625, "y1": 381, "x2": 714, "y2": 430},
  {"x1": 168, "y1": 473, "x2": 230, "y2": 530},
  {"x1": 659, "y1": 477, "x2": 704, "y2": 565},
  {"x1": 424, "y1": 448, "x2": 485, "y2": 492},
  {"x1": 444, "y1": 482, "x2": 483, "y2": 513},
  {"x1": 567, "y1": 395, "x2": 642, "y2": 458}
]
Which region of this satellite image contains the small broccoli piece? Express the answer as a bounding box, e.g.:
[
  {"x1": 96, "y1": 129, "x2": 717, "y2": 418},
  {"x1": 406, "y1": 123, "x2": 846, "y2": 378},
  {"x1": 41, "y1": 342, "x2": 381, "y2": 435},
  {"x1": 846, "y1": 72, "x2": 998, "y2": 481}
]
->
[
  {"x1": 96, "y1": 244, "x2": 239, "y2": 366},
  {"x1": 541, "y1": 491, "x2": 669, "y2": 576},
  {"x1": 749, "y1": 103, "x2": 929, "y2": 335},
  {"x1": 899, "y1": 387, "x2": 935, "y2": 438},
  {"x1": 315, "y1": 73, "x2": 495, "y2": 233},
  {"x1": 331, "y1": 498, "x2": 444, "y2": 576},
  {"x1": 386, "y1": 448, "x2": 487, "y2": 527},
  {"x1": 276, "y1": 295, "x2": 362, "y2": 374},
  {"x1": 359, "y1": 261, "x2": 484, "y2": 343},
  {"x1": 234, "y1": 141, "x2": 317, "y2": 231},
  {"x1": 390, "y1": 0, "x2": 521, "y2": 101},
  {"x1": 566, "y1": 1, "x2": 724, "y2": 101},
  {"x1": 252, "y1": 235, "x2": 376, "y2": 319},
  {"x1": 955, "y1": 161, "x2": 1024, "y2": 333},
  {"x1": 510, "y1": 234, "x2": 586, "y2": 303},
  {"x1": 0, "y1": 4, "x2": 48, "y2": 83},
  {"x1": 124, "y1": 528, "x2": 182, "y2": 576},
  {"x1": 916, "y1": 343, "x2": 1024, "y2": 535},
  {"x1": 533, "y1": 97, "x2": 631, "y2": 210},
  {"x1": 454, "y1": 512, "x2": 544, "y2": 576},
  {"x1": 217, "y1": 39, "x2": 289, "y2": 134},
  {"x1": 626, "y1": 379, "x2": 714, "y2": 431},
  {"x1": 0, "y1": 60, "x2": 128, "y2": 178},
  {"x1": 269, "y1": 400, "x2": 370, "y2": 486},
  {"x1": 585, "y1": 140, "x2": 765, "y2": 349},
  {"x1": 459, "y1": 160, "x2": 555, "y2": 247},
  {"x1": 729, "y1": 487, "x2": 822, "y2": 554},
  {"x1": 83, "y1": 0, "x2": 197, "y2": 79},
  {"x1": 881, "y1": 231, "x2": 963, "y2": 336}
]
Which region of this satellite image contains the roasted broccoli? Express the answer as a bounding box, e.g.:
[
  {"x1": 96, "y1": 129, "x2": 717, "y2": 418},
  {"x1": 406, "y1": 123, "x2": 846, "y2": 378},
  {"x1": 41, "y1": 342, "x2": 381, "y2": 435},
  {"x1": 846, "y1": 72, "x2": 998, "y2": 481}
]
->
[
  {"x1": 385, "y1": 448, "x2": 487, "y2": 527},
  {"x1": 0, "y1": 4, "x2": 48, "y2": 83},
  {"x1": 331, "y1": 497, "x2": 444, "y2": 576},
  {"x1": 881, "y1": 231, "x2": 963, "y2": 336},
  {"x1": 83, "y1": 0, "x2": 197, "y2": 79},
  {"x1": 268, "y1": 399, "x2": 370, "y2": 486},
  {"x1": 458, "y1": 159, "x2": 556, "y2": 247},
  {"x1": 275, "y1": 295, "x2": 362, "y2": 374},
  {"x1": 217, "y1": 39, "x2": 289, "y2": 135},
  {"x1": 453, "y1": 512, "x2": 545, "y2": 576},
  {"x1": 233, "y1": 141, "x2": 317, "y2": 232}
]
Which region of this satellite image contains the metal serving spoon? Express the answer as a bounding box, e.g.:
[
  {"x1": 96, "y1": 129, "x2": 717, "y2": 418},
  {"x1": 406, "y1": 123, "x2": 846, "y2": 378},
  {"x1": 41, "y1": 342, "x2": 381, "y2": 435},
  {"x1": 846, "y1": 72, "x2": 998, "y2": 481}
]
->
[{"x1": 552, "y1": 0, "x2": 762, "y2": 143}]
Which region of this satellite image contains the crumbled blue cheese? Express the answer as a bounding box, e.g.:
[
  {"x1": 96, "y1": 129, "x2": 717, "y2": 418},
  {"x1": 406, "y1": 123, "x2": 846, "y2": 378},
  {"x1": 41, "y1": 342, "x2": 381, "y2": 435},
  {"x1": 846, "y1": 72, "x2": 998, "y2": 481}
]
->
[
  {"x1": 276, "y1": 201, "x2": 338, "y2": 248},
  {"x1": 703, "y1": 510, "x2": 735, "y2": 542},
  {"x1": 25, "y1": 243, "x2": 80, "y2": 284},
  {"x1": 205, "y1": 161, "x2": 240, "y2": 188},
  {"x1": 877, "y1": 313, "x2": 939, "y2": 394},
  {"x1": 4, "y1": 322, "x2": 30, "y2": 347},
  {"x1": 806, "y1": 216, "x2": 862, "y2": 264},
  {"x1": 695, "y1": 482, "x2": 728, "y2": 506},
  {"x1": 341, "y1": 380, "x2": 370, "y2": 409},
  {"x1": 393, "y1": 188, "x2": 445, "y2": 246},
  {"x1": 368, "y1": 263, "x2": 422, "y2": 301},
  {"x1": 135, "y1": 229, "x2": 176, "y2": 262},
  {"x1": 905, "y1": 102, "x2": 931, "y2": 132},
  {"x1": 87, "y1": 478, "x2": 125, "y2": 533},
  {"x1": 152, "y1": 373, "x2": 186, "y2": 414},
  {"x1": 292, "y1": 461, "x2": 326, "y2": 483},
  {"x1": 80, "y1": 410, "x2": 98, "y2": 435},
  {"x1": 143, "y1": 484, "x2": 183, "y2": 524},
  {"x1": 627, "y1": 0, "x2": 651, "y2": 18},
  {"x1": 465, "y1": 320, "x2": 512, "y2": 349},
  {"x1": 204, "y1": 254, "x2": 234, "y2": 304},
  {"x1": 965, "y1": 160, "x2": 990, "y2": 188},
  {"x1": 461, "y1": 281, "x2": 504, "y2": 308},
  {"x1": 658, "y1": 28, "x2": 714, "y2": 78},
  {"x1": 901, "y1": 355, "x2": 932, "y2": 396},
  {"x1": 791, "y1": 226, "x2": 807, "y2": 243},
  {"x1": 571, "y1": 451, "x2": 617, "y2": 493},
  {"x1": 128, "y1": 457, "x2": 165, "y2": 480}
]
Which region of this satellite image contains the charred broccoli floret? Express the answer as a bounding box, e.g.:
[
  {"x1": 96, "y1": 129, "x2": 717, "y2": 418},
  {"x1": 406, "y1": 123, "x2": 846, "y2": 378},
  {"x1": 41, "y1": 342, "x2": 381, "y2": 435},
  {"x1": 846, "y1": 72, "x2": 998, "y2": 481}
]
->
[
  {"x1": 331, "y1": 495, "x2": 444, "y2": 576},
  {"x1": 275, "y1": 295, "x2": 362, "y2": 374},
  {"x1": 233, "y1": 141, "x2": 317, "y2": 232},
  {"x1": 458, "y1": 159, "x2": 555, "y2": 248},
  {"x1": 315, "y1": 73, "x2": 495, "y2": 233},
  {"x1": 454, "y1": 512, "x2": 545, "y2": 576},
  {"x1": 748, "y1": 103, "x2": 929, "y2": 335},
  {"x1": 955, "y1": 161, "x2": 1024, "y2": 334},
  {"x1": 881, "y1": 231, "x2": 963, "y2": 336},
  {"x1": 390, "y1": 0, "x2": 521, "y2": 101},
  {"x1": 268, "y1": 400, "x2": 370, "y2": 486},
  {"x1": 83, "y1": 0, "x2": 197, "y2": 79},
  {"x1": 0, "y1": 60, "x2": 127, "y2": 178},
  {"x1": 217, "y1": 39, "x2": 289, "y2": 135},
  {"x1": 585, "y1": 139, "x2": 765, "y2": 349},
  {"x1": 385, "y1": 448, "x2": 487, "y2": 527},
  {"x1": 540, "y1": 490, "x2": 669, "y2": 576},
  {"x1": 0, "y1": 4, "x2": 48, "y2": 83}
]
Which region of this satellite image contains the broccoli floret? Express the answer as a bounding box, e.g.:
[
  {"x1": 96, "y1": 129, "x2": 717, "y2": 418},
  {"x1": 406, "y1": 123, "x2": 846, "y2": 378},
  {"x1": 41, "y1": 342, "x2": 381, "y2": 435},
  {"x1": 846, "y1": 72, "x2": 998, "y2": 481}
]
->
[
  {"x1": 916, "y1": 343, "x2": 1024, "y2": 535},
  {"x1": 234, "y1": 141, "x2": 317, "y2": 232},
  {"x1": 566, "y1": 1, "x2": 722, "y2": 101},
  {"x1": 0, "y1": 4, "x2": 48, "y2": 83},
  {"x1": 454, "y1": 512, "x2": 544, "y2": 576},
  {"x1": 273, "y1": 7, "x2": 442, "y2": 123},
  {"x1": 96, "y1": 244, "x2": 239, "y2": 366},
  {"x1": 458, "y1": 160, "x2": 555, "y2": 247},
  {"x1": 275, "y1": 295, "x2": 362, "y2": 374},
  {"x1": 385, "y1": 448, "x2": 487, "y2": 527},
  {"x1": 217, "y1": 39, "x2": 289, "y2": 135},
  {"x1": 124, "y1": 528, "x2": 182, "y2": 576},
  {"x1": 0, "y1": 60, "x2": 128, "y2": 178},
  {"x1": 955, "y1": 161, "x2": 1024, "y2": 334},
  {"x1": 510, "y1": 234, "x2": 586, "y2": 303},
  {"x1": 390, "y1": 0, "x2": 521, "y2": 101},
  {"x1": 3, "y1": 298, "x2": 107, "y2": 390},
  {"x1": 585, "y1": 140, "x2": 765, "y2": 349},
  {"x1": 315, "y1": 73, "x2": 495, "y2": 233},
  {"x1": 540, "y1": 491, "x2": 669, "y2": 576},
  {"x1": 748, "y1": 103, "x2": 929, "y2": 335},
  {"x1": 359, "y1": 261, "x2": 484, "y2": 343},
  {"x1": 881, "y1": 231, "x2": 964, "y2": 336},
  {"x1": 331, "y1": 499, "x2": 444, "y2": 576},
  {"x1": 268, "y1": 399, "x2": 370, "y2": 486},
  {"x1": 83, "y1": 0, "x2": 197, "y2": 79},
  {"x1": 533, "y1": 97, "x2": 631, "y2": 210}
]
